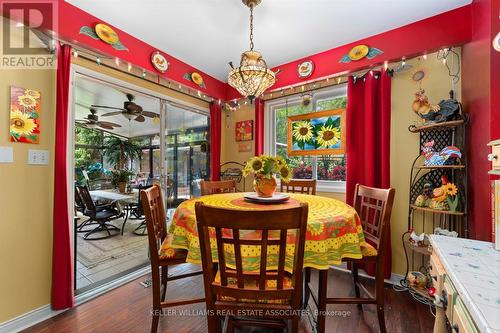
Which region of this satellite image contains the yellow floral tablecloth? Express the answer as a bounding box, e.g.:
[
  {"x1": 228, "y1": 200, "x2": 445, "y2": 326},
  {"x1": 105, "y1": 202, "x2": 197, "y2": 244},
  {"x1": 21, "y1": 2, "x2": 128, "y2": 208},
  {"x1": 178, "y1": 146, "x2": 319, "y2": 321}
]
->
[{"x1": 168, "y1": 192, "x2": 366, "y2": 272}]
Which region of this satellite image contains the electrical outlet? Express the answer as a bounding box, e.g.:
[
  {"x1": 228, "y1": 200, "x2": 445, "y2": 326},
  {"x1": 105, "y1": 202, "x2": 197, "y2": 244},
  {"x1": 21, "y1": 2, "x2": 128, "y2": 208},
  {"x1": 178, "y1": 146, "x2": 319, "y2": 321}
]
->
[{"x1": 28, "y1": 149, "x2": 49, "y2": 165}]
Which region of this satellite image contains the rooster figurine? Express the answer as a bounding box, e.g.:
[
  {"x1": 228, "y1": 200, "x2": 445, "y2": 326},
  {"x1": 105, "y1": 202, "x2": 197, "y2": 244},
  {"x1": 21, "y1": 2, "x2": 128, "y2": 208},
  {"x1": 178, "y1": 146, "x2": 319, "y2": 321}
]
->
[
  {"x1": 412, "y1": 89, "x2": 461, "y2": 123},
  {"x1": 422, "y1": 140, "x2": 462, "y2": 166},
  {"x1": 409, "y1": 229, "x2": 426, "y2": 247}
]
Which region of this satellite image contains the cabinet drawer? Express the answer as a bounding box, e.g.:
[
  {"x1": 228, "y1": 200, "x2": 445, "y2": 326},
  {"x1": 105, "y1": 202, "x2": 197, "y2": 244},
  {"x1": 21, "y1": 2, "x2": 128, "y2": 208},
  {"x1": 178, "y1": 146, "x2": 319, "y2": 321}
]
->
[
  {"x1": 443, "y1": 276, "x2": 456, "y2": 321},
  {"x1": 492, "y1": 145, "x2": 500, "y2": 169},
  {"x1": 451, "y1": 297, "x2": 479, "y2": 333}
]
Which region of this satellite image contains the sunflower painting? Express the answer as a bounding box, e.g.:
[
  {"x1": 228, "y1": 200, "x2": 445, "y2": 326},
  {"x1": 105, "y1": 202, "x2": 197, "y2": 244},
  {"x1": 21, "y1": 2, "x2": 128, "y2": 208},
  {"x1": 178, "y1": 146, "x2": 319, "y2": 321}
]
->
[
  {"x1": 287, "y1": 109, "x2": 345, "y2": 156},
  {"x1": 9, "y1": 86, "x2": 41, "y2": 144}
]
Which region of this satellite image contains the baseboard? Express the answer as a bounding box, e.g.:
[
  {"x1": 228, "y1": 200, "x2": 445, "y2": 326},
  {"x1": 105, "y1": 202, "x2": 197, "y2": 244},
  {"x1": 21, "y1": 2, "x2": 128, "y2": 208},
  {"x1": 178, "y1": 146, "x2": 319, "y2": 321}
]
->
[
  {"x1": 0, "y1": 305, "x2": 65, "y2": 333},
  {"x1": 0, "y1": 266, "x2": 151, "y2": 333},
  {"x1": 329, "y1": 264, "x2": 405, "y2": 285}
]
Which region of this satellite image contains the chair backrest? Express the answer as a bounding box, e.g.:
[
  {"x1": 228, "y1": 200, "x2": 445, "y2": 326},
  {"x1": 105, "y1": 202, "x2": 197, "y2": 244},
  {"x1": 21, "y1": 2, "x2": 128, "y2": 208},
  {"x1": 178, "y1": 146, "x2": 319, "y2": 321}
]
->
[
  {"x1": 352, "y1": 184, "x2": 395, "y2": 252},
  {"x1": 200, "y1": 180, "x2": 237, "y2": 196},
  {"x1": 75, "y1": 185, "x2": 97, "y2": 215},
  {"x1": 195, "y1": 202, "x2": 308, "y2": 306},
  {"x1": 280, "y1": 179, "x2": 317, "y2": 195},
  {"x1": 140, "y1": 185, "x2": 167, "y2": 264},
  {"x1": 136, "y1": 184, "x2": 153, "y2": 216}
]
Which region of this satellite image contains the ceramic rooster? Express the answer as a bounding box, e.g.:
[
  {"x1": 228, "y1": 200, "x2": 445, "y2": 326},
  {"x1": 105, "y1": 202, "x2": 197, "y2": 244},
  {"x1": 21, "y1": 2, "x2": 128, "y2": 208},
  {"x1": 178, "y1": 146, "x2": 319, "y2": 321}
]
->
[
  {"x1": 409, "y1": 229, "x2": 426, "y2": 247},
  {"x1": 422, "y1": 140, "x2": 462, "y2": 166},
  {"x1": 412, "y1": 89, "x2": 460, "y2": 123}
]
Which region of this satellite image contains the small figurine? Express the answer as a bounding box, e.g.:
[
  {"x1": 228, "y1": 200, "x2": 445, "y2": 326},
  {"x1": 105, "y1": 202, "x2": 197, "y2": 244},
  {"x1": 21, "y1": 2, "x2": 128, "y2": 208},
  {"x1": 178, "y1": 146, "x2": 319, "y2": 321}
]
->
[
  {"x1": 434, "y1": 227, "x2": 458, "y2": 237},
  {"x1": 407, "y1": 271, "x2": 429, "y2": 289},
  {"x1": 409, "y1": 229, "x2": 426, "y2": 247},
  {"x1": 412, "y1": 89, "x2": 461, "y2": 123},
  {"x1": 422, "y1": 140, "x2": 462, "y2": 166},
  {"x1": 428, "y1": 175, "x2": 450, "y2": 210},
  {"x1": 415, "y1": 182, "x2": 433, "y2": 207}
]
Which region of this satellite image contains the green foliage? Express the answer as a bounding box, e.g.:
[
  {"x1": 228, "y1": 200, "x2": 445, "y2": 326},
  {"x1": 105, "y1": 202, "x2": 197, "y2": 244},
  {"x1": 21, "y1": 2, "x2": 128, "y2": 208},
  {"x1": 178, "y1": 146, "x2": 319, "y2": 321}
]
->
[
  {"x1": 111, "y1": 169, "x2": 134, "y2": 186},
  {"x1": 103, "y1": 136, "x2": 142, "y2": 169}
]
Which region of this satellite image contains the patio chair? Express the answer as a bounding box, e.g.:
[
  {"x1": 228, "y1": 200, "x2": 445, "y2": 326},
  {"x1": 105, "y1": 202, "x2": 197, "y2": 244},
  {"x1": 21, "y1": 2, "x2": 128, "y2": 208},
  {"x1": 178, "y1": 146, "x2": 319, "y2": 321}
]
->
[
  {"x1": 75, "y1": 185, "x2": 123, "y2": 240},
  {"x1": 121, "y1": 184, "x2": 153, "y2": 236},
  {"x1": 195, "y1": 201, "x2": 309, "y2": 333}
]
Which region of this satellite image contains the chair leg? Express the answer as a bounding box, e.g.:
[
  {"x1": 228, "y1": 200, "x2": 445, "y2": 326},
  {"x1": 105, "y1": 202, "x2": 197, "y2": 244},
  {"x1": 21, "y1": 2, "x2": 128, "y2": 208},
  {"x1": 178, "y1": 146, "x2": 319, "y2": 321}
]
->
[
  {"x1": 206, "y1": 315, "x2": 220, "y2": 333},
  {"x1": 151, "y1": 313, "x2": 160, "y2": 333},
  {"x1": 303, "y1": 267, "x2": 311, "y2": 309},
  {"x1": 121, "y1": 209, "x2": 130, "y2": 236},
  {"x1": 316, "y1": 269, "x2": 328, "y2": 333},
  {"x1": 151, "y1": 265, "x2": 162, "y2": 333},
  {"x1": 161, "y1": 265, "x2": 168, "y2": 302},
  {"x1": 291, "y1": 315, "x2": 299, "y2": 333},
  {"x1": 375, "y1": 263, "x2": 387, "y2": 333},
  {"x1": 351, "y1": 263, "x2": 362, "y2": 310}
]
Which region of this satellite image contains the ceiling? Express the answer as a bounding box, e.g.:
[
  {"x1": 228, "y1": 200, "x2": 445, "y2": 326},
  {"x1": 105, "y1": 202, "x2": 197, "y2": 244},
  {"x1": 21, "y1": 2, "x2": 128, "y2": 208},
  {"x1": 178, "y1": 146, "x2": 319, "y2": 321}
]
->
[
  {"x1": 66, "y1": 0, "x2": 471, "y2": 81},
  {"x1": 75, "y1": 75, "x2": 208, "y2": 138}
]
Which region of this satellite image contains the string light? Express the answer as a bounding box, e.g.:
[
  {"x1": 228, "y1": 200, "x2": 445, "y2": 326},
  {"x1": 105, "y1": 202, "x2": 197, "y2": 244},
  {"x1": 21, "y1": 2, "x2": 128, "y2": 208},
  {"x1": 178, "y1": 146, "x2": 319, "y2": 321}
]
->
[
  {"x1": 142, "y1": 70, "x2": 146, "y2": 78},
  {"x1": 423, "y1": 54, "x2": 427, "y2": 60},
  {"x1": 96, "y1": 57, "x2": 100, "y2": 65},
  {"x1": 369, "y1": 70, "x2": 374, "y2": 76},
  {"x1": 337, "y1": 77, "x2": 341, "y2": 84},
  {"x1": 114, "y1": 58, "x2": 120, "y2": 66},
  {"x1": 384, "y1": 61, "x2": 388, "y2": 70},
  {"x1": 326, "y1": 77, "x2": 330, "y2": 82},
  {"x1": 127, "y1": 63, "x2": 132, "y2": 72},
  {"x1": 442, "y1": 57, "x2": 447, "y2": 65},
  {"x1": 72, "y1": 50, "x2": 78, "y2": 58}
]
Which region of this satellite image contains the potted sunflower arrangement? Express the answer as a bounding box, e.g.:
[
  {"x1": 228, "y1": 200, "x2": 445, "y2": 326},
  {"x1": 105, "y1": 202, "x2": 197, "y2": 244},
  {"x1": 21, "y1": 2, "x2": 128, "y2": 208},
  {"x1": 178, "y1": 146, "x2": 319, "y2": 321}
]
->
[{"x1": 243, "y1": 155, "x2": 292, "y2": 197}]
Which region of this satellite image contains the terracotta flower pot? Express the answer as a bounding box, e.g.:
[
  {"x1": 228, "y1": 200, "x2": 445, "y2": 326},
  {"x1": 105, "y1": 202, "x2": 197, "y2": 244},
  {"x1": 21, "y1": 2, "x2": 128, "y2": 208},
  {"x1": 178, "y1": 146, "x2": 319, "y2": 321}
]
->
[
  {"x1": 253, "y1": 175, "x2": 277, "y2": 197},
  {"x1": 118, "y1": 182, "x2": 127, "y2": 193}
]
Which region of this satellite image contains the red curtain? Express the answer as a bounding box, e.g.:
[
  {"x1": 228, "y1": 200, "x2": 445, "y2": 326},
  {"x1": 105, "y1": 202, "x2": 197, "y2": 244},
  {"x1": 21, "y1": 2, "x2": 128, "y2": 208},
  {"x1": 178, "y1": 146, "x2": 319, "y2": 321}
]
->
[
  {"x1": 346, "y1": 70, "x2": 392, "y2": 278},
  {"x1": 254, "y1": 98, "x2": 265, "y2": 156},
  {"x1": 52, "y1": 43, "x2": 74, "y2": 310},
  {"x1": 210, "y1": 101, "x2": 222, "y2": 180}
]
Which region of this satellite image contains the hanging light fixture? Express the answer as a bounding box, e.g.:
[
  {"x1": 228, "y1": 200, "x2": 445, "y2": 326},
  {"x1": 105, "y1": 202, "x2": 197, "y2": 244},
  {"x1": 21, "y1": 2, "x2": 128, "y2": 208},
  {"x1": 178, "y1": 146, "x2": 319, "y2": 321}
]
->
[{"x1": 228, "y1": 0, "x2": 275, "y2": 102}]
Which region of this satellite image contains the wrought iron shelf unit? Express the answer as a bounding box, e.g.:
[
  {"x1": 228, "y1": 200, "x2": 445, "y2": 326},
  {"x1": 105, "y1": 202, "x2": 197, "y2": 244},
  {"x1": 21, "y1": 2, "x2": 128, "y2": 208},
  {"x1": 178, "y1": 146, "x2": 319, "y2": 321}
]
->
[{"x1": 402, "y1": 115, "x2": 468, "y2": 305}]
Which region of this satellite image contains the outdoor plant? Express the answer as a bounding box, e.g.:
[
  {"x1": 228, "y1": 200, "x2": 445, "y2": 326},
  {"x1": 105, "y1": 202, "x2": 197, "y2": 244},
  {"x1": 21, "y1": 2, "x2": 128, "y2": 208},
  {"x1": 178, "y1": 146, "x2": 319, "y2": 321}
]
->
[
  {"x1": 111, "y1": 169, "x2": 134, "y2": 187},
  {"x1": 103, "y1": 136, "x2": 142, "y2": 170}
]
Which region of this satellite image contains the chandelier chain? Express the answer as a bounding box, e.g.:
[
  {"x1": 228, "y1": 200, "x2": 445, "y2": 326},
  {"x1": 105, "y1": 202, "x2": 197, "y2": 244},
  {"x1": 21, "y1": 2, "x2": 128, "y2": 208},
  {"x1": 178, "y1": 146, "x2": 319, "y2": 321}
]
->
[{"x1": 249, "y1": 6, "x2": 254, "y2": 50}]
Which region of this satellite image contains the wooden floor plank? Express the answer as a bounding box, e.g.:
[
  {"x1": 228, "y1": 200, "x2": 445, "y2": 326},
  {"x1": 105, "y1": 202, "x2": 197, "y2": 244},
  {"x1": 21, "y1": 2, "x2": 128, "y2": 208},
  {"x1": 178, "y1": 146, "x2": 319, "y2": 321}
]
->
[{"x1": 23, "y1": 265, "x2": 433, "y2": 333}]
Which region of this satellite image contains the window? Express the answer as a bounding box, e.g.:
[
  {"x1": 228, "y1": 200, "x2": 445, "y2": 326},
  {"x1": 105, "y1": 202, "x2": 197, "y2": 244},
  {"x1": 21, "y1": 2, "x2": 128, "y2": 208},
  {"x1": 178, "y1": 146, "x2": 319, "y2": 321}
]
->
[{"x1": 265, "y1": 85, "x2": 347, "y2": 192}]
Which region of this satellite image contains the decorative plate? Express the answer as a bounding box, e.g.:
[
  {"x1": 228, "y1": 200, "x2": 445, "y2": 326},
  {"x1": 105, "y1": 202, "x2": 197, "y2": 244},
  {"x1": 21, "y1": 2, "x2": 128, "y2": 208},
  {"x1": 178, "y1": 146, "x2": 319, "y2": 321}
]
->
[
  {"x1": 151, "y1": 51, "x2": 169, "y2": 73},
  {"x1": 297, "y1": 60, "x2": 314, "y2": 78},
  {"x1": 348, "y1": 45, "x2": 370, "y2": 61},
  {"x1": 493, "y1": 32, "x2": 500, "y2": 52},
  {"x1": 244, "y1": 192, "x2": 290, "y2": 204},
  {"x1": 94, "y1": 23, "x2": 119, "y2": 45}
]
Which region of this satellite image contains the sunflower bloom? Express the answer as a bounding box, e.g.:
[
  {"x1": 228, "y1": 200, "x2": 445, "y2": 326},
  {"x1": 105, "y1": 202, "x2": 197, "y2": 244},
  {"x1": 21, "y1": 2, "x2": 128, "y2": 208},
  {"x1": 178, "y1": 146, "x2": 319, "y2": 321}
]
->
[
  {"x1": 444, "y1": 183, "x2": 458, "y2": 196},
  {"x1": 191, "y1": 72, "x2": 204, "y2": 86},
  {"x1": 18, "y1": 95, "x2": 37, "y2": 108},
  {"x1": 317, "y1": 125, "x2": 340, "y2": 148},
  {"x1": 279, "y1": 166, "x2": 292, "y2": 183},
  {"x1": 24, "y1": 89, "x2": 40, "y2": 99},
  {"x1": 10, "y1": 109, "x2": 36, "y2": 136},
  {"x1": 292, "y1": 121, "x2": 314, "y2": 142}
]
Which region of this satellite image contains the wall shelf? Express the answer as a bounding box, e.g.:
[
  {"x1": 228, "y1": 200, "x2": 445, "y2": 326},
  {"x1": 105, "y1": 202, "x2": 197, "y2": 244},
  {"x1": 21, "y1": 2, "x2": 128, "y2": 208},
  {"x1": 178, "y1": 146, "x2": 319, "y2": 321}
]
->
[
  {"x1": 405, "y1": 239, "x2": 432, "y2": 256},
  {"x1": 410, "y1": 204, "x2": 465, "y2": 216},
  {"x1": 408, "y1": 119, "x2": 465, "y2": 133}
]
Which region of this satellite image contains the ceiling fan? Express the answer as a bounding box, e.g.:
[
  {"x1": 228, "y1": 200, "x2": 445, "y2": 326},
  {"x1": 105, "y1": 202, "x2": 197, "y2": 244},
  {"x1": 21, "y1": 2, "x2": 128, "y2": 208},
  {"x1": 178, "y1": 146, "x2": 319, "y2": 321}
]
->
[
  {"x1": 92, "y1": 93, "x2": 160, "y2": 122},
  {"x1": 76, "y1": 108, "x2": 122, "y2": 130}
]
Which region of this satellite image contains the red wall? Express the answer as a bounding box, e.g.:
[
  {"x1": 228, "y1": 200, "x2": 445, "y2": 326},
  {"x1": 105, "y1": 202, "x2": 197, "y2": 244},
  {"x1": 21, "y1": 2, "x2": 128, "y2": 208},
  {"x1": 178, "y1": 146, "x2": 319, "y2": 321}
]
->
[{"x1": 462, "y1": 0, "x2": 498, "y2": 241}]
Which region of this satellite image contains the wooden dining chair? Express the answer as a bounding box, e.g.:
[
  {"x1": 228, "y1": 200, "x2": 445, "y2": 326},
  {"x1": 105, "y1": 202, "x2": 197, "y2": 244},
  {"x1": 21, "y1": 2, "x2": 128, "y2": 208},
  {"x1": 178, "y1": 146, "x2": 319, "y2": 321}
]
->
[
  {"x1": 141, "y1": 185, "x2": 204, "y2": 333},
  {"x1": 195, "y1": 202, "x2": 309, "y2": 333},
  {"x1": 304, "y1": 184, "x2": 395, "y2": 333},
  {"x1": 200, "y1": 179, "x2": 237, "y2": 195},
  {"x1": 280, "y1": 179, "x2": 317, "y2": 195}
]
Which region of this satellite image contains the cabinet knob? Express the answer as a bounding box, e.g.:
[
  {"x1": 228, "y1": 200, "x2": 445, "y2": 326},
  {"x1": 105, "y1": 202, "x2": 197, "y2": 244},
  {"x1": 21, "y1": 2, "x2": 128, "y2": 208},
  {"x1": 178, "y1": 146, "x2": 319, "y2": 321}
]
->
[{"x1": 488, "y1": 153, "x2": 498, "y2": 161}]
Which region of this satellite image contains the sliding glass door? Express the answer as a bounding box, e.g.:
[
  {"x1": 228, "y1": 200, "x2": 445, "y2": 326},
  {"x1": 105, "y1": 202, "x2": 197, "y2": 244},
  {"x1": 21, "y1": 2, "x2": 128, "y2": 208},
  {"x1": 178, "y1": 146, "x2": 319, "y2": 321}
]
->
[{"x1": 162, "y1": 102, "x2": 209, "y2": 214}]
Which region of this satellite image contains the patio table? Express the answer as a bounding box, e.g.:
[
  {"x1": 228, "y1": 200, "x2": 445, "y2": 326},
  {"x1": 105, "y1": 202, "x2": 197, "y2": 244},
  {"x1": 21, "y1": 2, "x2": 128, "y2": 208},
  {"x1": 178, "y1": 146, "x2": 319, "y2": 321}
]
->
[{"x1": 168, "y1": 192, "x2": 367, "y2": 272}]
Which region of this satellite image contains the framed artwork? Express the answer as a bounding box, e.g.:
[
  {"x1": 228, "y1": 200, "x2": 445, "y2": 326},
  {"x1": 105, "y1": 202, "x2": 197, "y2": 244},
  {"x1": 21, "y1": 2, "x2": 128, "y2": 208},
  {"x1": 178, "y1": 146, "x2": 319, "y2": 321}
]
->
[
  {"x1": 9, "y1": 86, "x2": 41, "y2": 144},
  {"x1": 287, "y1": 108, "x2": 346, "y2": 156},
  {"x1": 297, "y1": 60, "x2": 314, "y2": 78},
  {"x1": 235, "y1": 120, "x2": 253, "y2": 142}
]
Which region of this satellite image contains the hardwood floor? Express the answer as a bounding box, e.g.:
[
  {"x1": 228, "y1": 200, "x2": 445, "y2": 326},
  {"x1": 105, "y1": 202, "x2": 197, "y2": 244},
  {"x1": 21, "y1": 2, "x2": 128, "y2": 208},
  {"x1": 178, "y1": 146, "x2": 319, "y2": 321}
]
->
[{"x1": 24, "y1": 264, "x2": 434, "y2": 333}]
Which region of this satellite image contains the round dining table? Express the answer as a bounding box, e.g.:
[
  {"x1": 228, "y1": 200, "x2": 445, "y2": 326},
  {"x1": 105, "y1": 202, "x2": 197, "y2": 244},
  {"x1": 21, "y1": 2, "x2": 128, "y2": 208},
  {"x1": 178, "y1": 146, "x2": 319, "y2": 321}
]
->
[{"x1": 168, "y1": 192, "x2": 367, "y2": 271}]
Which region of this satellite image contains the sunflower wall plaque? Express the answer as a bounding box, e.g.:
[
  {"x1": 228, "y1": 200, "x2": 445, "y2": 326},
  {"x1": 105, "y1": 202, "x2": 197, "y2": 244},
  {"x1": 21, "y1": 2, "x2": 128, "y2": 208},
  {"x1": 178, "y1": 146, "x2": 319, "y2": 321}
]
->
[
  {"x1": 79, "y1": 23, "x2": 128, "y2": 51},
  {"x1": 339, "y1": 44, "x2": 383, "y2": 63},
  {"x1": 287, "y1": 109, "x2": 346, "y2": 156},
  {"x1": 9, "y1": 86, "x2": 41, "y2": 144},
  {"x1": 183, "y1": 72, "x2": 205, "y2": 88}
]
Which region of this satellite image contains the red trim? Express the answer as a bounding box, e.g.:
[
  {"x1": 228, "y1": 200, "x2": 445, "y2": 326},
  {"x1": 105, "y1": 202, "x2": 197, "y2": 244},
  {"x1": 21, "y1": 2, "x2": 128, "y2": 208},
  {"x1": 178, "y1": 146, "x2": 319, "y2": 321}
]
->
[
  {"x1": 254, "y1": 98, "x2": 265, "y2": 155},
  {"x1": 227, "y1": 5, "x2": 472, "y2": 100},
  {"x1": 210, "y1": 102, "x2": 222, "y2": 181},
  {"x1": 56, "y1": 1, "x2": 228, "y2": 100}
]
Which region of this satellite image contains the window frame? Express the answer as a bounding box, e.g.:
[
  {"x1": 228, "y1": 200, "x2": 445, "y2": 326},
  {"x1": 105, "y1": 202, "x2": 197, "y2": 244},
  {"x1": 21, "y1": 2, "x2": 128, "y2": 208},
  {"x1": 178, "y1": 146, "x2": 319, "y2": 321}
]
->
[{"x1": 264, "y1": 84, "x2": 347, "y2": 193}]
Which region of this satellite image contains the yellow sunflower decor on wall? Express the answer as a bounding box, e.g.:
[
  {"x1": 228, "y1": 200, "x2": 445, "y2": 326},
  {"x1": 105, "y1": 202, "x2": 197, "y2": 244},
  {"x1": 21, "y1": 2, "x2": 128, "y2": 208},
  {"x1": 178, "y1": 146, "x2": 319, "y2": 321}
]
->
[
  {"x1": 339, "y1": 44, "x2": 383, "y2": 63},
  {"x1": 183, "y1": 72, "x2": 206, "y2": 88},
  {"x1": 287, "y1": 109, "x2": 346, "y2": 156},
  {"x1": 9, "y1": 86, "x2": 41, "y2": 144},
  {"x1": 79, "y1": 23, "x2": 128, "y2": 51}
]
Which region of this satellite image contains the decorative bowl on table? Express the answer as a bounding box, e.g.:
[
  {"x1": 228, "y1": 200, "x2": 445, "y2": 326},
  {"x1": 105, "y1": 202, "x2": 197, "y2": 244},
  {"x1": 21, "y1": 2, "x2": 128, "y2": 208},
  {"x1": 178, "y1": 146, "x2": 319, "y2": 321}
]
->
[{"x1": 244, "y1": 192, "x2": 290, "y2": 204}]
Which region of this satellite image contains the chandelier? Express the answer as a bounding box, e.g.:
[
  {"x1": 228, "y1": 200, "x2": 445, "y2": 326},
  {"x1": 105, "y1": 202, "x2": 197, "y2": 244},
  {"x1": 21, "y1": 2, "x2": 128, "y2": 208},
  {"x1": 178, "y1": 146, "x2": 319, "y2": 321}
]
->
[{"x1": 228, "y1": 0, "x2": 275, "y2": 102}]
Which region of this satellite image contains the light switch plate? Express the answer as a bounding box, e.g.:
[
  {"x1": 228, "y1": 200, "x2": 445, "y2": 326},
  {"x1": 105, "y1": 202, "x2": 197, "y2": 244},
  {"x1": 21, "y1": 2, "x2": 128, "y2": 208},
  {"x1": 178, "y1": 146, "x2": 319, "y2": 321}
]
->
[
  {"x1": 0, "y1": 146, "x2": 14, "y2": 163},
  {"x1": 28, "y1": 149, "x2": 49, "y2": 165}
]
